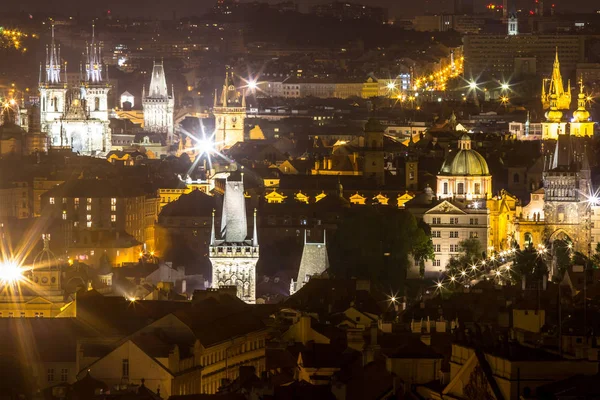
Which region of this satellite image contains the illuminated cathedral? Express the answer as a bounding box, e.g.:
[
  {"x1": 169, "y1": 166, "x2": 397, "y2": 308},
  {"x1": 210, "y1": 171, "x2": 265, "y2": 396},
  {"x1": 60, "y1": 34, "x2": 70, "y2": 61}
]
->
[{"x1": 39, "y1": 25, "x2": 111, "y2": 155}]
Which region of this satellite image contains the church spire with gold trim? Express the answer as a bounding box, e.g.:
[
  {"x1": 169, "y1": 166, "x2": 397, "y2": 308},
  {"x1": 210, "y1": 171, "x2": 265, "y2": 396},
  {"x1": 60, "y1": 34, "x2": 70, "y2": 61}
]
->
[{"x1": 542, "y1": 48, "x2": 571, "y2": 111}]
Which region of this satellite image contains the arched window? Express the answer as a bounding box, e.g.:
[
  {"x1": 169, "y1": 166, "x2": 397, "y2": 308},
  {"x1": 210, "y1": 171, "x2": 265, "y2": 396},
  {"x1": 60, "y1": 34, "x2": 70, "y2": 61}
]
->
[
  {"x1": 513, "y1": 173, "x2": 520, "y2": 183},
  {"x1": 94, "y1": 97, "x2": 100, "y2": 111},
  {"x1": 524, "y1": 232, "x2": 533, "y2": 247},
  {"x1": 474, "y1": 183, "x2": 481, "y2": 195},
  {"x1": 457, "y1": 183, "x2": 464, "y2": 195},
  {"x1": 53, "y1": 96, "x2": 58, "y2": 112},
  {"x1": 443, "y1": 182, "x2": 448, "y2": 195}
]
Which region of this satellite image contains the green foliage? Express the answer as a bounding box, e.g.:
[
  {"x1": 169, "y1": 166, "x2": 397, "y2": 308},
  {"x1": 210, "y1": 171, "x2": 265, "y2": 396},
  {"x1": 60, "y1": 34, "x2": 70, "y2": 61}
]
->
[
  {"x1": 328, "y1": 207, "x2": 433, "y2": 286},
  {"x1": 513, "y1": 245, "x2": 548, "y2": 281},
  {"x1": 553, "y1": 239, "x2": 572, "y2": 276},
  {"x1": 445, "y1": 238, "x2": 483, "y2": 274}
]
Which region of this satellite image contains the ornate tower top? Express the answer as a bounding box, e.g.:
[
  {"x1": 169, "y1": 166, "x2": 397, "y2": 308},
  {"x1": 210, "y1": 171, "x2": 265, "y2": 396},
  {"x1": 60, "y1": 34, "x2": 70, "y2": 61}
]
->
[
  {"x1": 43, "y1": 24, "x2": 61, "y2": 85},
  {"x1": 220, "y1": 174, "x2": 249, "y2": 243},
  {"x1": 572, "y1": 77, "x2": 591, "y2": 123},
  {"x1": 215, "y1": 67, "x2": 245, "y2": 108},
  {"x1": 146, "y1": 60, "x2": 171, "y2": 99},
  {"x1": 542, "y1": 49, "x2": 571, "y2": 111},
  {"x1": 84, "y1": 24, "x2": 104, "y2": 84}
]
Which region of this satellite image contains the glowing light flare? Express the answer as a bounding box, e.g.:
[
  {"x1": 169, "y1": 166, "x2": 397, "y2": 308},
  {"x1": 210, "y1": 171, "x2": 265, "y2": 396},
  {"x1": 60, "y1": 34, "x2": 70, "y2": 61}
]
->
[{"x1": 0, "y1": 261, "x2": 26, "y2": 287}]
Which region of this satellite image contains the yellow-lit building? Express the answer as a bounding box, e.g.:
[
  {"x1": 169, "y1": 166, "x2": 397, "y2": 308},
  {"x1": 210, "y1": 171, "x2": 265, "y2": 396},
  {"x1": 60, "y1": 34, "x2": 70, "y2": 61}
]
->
[
  {"x1": 570, "y1": 79, "x2": 594, "y2": 137},
  {"x1": 487, "y1": 190, "x2": 518, "y2": 251},
  {"x1": 0, "y1": 235, "x2": 73, "y2": 318}
]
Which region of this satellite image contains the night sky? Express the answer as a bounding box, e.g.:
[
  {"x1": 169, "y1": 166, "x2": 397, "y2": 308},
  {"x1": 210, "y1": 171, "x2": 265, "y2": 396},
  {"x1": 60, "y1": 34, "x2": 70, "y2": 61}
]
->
[{"x1": 2, "y1": 0, "x2": 598, "y2": 19}]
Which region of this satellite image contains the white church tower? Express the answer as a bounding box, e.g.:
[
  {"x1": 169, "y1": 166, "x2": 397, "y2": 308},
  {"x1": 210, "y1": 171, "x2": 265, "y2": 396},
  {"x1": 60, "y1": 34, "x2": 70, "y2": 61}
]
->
[
  {"x1": 508, "y1": 2, "x2": 518, "y2": 35},
  {"x1": 142, "y1": 60, "x2": 175, "y2": 144},
  {"x1": 209, "y1": 172, "x2": 259, "y2": 304},
  {"x1": 213, "y1": 68, "x2": 246, "y2": 150},
  {"x1": 39, "y1": 24, "x2": 67, "y2": 143}
]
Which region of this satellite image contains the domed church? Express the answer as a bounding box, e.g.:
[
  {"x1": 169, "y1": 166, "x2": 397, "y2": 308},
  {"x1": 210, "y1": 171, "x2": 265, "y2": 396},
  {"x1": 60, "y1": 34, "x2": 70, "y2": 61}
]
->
[{"x1": 437, "y1": 134, "x2": 492, "y2": 201}]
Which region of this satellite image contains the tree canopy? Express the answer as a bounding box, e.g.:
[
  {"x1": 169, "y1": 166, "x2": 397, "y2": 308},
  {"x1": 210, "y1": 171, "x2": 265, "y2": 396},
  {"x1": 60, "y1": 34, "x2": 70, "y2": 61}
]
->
[{"x1": 328, "y1": 207, "x2": 433, "y2": 287}]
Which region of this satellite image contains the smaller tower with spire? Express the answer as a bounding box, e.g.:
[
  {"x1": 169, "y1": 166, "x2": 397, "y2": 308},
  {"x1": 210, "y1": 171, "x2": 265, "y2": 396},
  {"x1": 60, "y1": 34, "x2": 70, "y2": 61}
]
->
[
  {"x1": 39, "y1": 24, "x2": 68, "y2": 138},
  {"x1": 571, "y1": 77, "x2": 594, "y2": 137},
  {"x1": 213, "y1": 67, "x2": 246, "y2": 150}
]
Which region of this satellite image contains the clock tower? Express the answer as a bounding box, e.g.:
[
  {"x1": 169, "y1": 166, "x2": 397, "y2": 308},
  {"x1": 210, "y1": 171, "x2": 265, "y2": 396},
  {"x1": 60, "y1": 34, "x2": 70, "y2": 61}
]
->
[{"x1": 213, "y1": 68, "x2": 246, "y2": 150}]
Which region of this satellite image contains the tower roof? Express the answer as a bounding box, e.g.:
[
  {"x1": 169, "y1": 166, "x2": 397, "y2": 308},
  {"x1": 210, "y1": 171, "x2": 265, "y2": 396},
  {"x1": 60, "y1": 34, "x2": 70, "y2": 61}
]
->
[
  {"x1": 542, "y1": 49, "x2": 571, "y2": 111},
  {"x1": 220, "y1": 173, "x2": 249, "y2": 243},
  {"x1": 147, "y1": 60, "x2": 169, "y2": 99},
  {"x1": 42, "y1": 24, "x2": 61, "y2": 85}
]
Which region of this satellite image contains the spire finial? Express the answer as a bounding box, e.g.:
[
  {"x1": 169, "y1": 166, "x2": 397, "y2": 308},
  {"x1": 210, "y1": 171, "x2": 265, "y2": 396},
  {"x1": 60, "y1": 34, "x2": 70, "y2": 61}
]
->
[
  {"x1": 210, "y1": 208, "x2": 216, "y2": 245},
  {"x1": 252, "y1": 208, "x2": 258, "y2": 247}
]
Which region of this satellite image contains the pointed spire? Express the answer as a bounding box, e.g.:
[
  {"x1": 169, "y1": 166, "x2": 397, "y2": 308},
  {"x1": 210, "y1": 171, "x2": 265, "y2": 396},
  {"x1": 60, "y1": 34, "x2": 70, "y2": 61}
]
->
[
  {"x1": 241, "y1": 88, "x2": 246, "y2": 108},
  {"x1": 252, "y1": 208, "x2": 258, "y2": 247},
  {"x1": 210, "y1": 208, "x2": 216, "y2": 245},
  {"x1": 214, "y1": 88, "x2": 218, "y2": 107}
]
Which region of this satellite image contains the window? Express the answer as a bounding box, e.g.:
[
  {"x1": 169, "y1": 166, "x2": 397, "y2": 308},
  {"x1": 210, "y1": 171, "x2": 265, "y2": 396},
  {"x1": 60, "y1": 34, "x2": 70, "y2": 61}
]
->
[
  {"x1": 450, "y1": 244, "x2": 459, "y2": 252},
  {"x1": 433, "y1": 259, "x2": 441, "y2": 267},
  {"x1": 87, "y1": 215, "x2": 91, "y2": 221},
  {"x1": 122, "y1": 359, "x2": 129, "y2": 379},
  {"x1": 434, "y1": 244, "x2": 441, "y2": 252},
  {"x1": 432, "y1": 231, "x2": 441, "y2": 238},
  {"x1": 61, "y1": 368, "x2": 68, "y2": 382},
  {"x1": 87, "y1": 198, "x2": 92, "y2": 204},
  {"x1": 111, "y1": 215, "x2": 116, "y2": 222},
  {"x1": 49, "y1": 197, "x2": 55, "y2": 204},
  {"x1": 111, "y1": 198, "x2": 117, "y2": 212},
  {"x1": 450, "y1": 231, "x2": 459, "y2": 238},
  {"x1": 48, "y1": 368, "x2": 54, "y2": 382},
  {"x1": 62, "y1": 198, "x2": 67, "y2": 204},
  {"x1": 432, "y1": 217, "x2": 441, "y2": 225},
  {"x1": 62, "y1": 212, "x2": 67, "y2": 220},
  {"x1": 20, "y1": 312, "x2": 25, "y2": 317},
  {"x1": 474, "y1": 183, "x2": 481, "y2": 194},
  {"x1": 86, "y1": 205, "x2": 92, "y2": 211},
  {"x1": 457, "y1": 183, "x2": 464, "y2": 195},
  {"x1": 450, "y1": 218, "x2": 459, "y2": 225},
  {"x1": 443, "y1": 182, "x2": 448, "y2": 195},
  {"x1": 469, "y1": 232, "x2": 478, "y2": 238},
  {"x1": 513, "y1": 173, "x2": 520, "y2": 183},
  {"x1": 470, "y1": 218, "x2": 479, "y2": 225},
  {"x1": 87, "y1": 221, "x2": 92, "y2": 228},
  {"x1": 74, "y1": 198, "x2": 79, "y2": 205}
]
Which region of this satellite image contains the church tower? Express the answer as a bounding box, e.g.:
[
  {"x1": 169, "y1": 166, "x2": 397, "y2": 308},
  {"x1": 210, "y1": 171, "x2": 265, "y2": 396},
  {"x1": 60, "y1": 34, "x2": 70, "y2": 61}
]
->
[
  {"x1": 290, "y1": 230, "x2": 329, "y2": 296},
  {"x1": 142, "y1": 60, "x2": 175, "y2": 144},
  {"x1": 82, "y1": 24, "x2": 112, "y2": 152},
  {"x1": 570, "y1": 78, "x2": 594, "y2": 137},
  {"x1": 209, "y1": 172, "x2": 259, "y2": 304},
  {"x1": 542, "y1": 49, "x2": 571, "y2": 111},
  {"x1": 213, "y1": 68, "x2": 246, "y2": 150},
  {"x1": 39, "y1": 24, "x2": 67, "y2": 142},
  {"x1": 31, "y1": 234, "x2": 61, "y2": 291}
]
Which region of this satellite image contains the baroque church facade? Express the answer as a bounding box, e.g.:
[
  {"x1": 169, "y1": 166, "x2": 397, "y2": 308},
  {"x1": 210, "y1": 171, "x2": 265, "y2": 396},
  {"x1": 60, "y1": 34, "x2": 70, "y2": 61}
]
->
[{"x1": 39, "y1": 25, "x2": 111, "y2": 155}]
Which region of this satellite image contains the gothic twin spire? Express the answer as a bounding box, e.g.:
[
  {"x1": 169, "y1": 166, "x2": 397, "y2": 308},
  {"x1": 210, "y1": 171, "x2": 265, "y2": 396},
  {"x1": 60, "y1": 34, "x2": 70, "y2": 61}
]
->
[{"x1": 40, "y1": 24, "x2": 106, "y2": 86}]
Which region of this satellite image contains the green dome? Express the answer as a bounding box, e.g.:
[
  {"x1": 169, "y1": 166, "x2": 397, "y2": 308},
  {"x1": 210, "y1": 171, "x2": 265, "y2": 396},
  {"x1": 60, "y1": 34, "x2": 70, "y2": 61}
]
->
[{"x1": 440, "y1": 147, "x2": 490, "y2": 176}]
